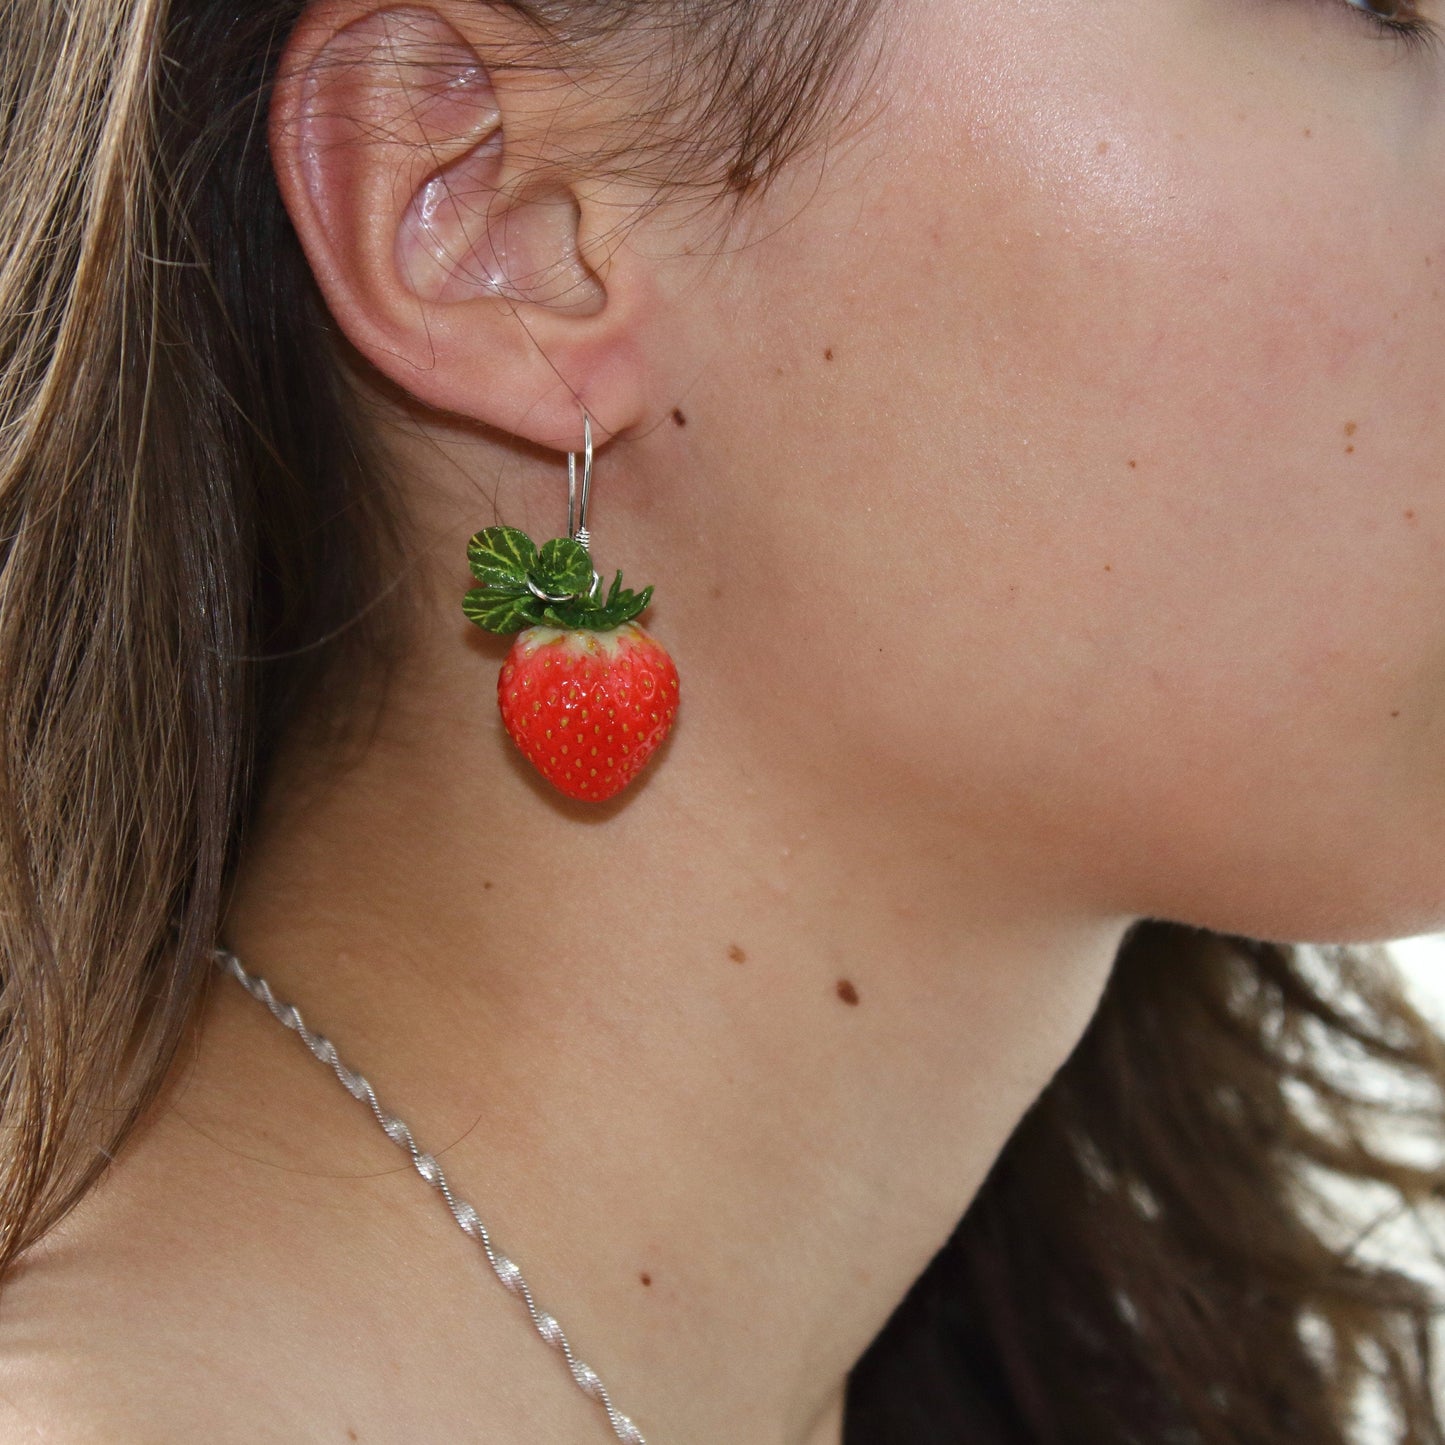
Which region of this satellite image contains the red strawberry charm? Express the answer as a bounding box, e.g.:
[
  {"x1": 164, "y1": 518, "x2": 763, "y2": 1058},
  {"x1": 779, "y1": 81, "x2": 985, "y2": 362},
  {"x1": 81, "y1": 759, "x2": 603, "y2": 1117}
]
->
[
  {"x1": 463, "y1": 525, "x2": 679, "y2": 801},
  {"x1": 497, "y1": 622, "x2": 679, "y2": 801}
]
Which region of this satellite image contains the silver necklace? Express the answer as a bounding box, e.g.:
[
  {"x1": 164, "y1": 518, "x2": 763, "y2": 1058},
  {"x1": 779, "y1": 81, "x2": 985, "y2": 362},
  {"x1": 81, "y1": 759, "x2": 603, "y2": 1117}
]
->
[{"x1": 212, "y1": 945, "x2": 647, "y2": 1444}]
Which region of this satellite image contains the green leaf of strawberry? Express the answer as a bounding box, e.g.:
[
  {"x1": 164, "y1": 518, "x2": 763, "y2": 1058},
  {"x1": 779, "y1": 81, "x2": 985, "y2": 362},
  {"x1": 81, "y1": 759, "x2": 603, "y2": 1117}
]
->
[
  {"x1": 535, "y1": 537, "x2": 594, "y2": 596},
  {"x1": 463, "y1": 587, "x2": 545, "y2": 633},
  {"x1": 467, "y1": 526, "x2": 537, "y2": 588},
  {"x1": 586, "y1": 584, "x2": 653, "y2": 630},
  {"x1": 462, "y1": 526, "x2": 655, "y2": 635}
]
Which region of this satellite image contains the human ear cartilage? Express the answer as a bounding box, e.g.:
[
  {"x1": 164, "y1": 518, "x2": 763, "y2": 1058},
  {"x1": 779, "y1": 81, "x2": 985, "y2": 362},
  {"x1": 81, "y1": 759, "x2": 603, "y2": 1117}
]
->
[{"x1": 462, "y1": 410, "x2": 680, "y2": 801}]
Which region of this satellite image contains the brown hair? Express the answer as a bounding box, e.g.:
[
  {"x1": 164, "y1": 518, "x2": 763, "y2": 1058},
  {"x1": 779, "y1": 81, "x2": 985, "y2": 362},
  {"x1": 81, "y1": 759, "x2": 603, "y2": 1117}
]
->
[{"x1": 1, "y1": 3, "x2": 1442, "y2": 1440}]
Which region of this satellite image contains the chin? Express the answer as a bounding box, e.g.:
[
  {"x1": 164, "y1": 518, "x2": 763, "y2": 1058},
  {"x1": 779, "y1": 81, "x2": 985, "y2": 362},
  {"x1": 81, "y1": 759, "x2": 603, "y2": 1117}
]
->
[{"x1": 1165, "y1": 859, "x2": 1445, "y2": 949}]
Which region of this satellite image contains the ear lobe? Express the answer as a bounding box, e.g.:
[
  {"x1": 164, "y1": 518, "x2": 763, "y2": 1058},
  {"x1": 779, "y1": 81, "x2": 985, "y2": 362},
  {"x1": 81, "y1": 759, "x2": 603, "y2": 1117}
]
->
[{"x1": 268, "y1": 2, "x2": 642, "y2": 447}]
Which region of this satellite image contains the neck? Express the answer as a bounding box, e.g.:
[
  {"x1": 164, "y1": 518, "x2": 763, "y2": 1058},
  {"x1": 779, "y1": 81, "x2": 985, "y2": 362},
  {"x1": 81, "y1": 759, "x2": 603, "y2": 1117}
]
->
[{"x1": 210, "y1": 590, "x2": 1133, "y2": 1445}]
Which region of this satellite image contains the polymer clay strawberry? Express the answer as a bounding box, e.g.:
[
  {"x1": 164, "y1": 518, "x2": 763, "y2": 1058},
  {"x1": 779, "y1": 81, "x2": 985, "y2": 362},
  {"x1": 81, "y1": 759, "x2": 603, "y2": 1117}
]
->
[{"x1": 462, "y1": 526, "x2": 679, "y2": 801}]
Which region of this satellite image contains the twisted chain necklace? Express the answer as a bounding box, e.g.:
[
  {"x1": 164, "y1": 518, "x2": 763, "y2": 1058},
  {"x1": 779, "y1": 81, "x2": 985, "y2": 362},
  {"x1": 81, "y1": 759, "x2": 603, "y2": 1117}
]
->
[{"x1": 213, "y1": 945, "x2": 647, "y2": 1444}]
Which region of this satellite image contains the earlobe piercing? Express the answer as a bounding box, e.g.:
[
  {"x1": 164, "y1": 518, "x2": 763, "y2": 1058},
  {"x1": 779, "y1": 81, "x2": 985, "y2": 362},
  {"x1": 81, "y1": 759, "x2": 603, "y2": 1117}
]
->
[{"x1": 462, "y1": 407, "x2": 680, "y2": 801}]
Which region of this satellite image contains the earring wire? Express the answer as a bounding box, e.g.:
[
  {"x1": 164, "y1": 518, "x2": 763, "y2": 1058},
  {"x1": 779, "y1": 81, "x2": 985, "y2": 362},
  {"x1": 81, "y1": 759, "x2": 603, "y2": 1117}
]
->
[
  {"x1": 565, "y1": 407, "x2": 603, "y2": 602},
  {"x1": 567, "y1": 408, "x2": 593, "y2": 551}
]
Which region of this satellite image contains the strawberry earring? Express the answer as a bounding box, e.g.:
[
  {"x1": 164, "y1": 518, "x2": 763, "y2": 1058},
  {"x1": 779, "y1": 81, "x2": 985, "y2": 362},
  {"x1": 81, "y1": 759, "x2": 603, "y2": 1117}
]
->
[{"x1": 462, "y1": 408, "x2": 680, "y2": 801}]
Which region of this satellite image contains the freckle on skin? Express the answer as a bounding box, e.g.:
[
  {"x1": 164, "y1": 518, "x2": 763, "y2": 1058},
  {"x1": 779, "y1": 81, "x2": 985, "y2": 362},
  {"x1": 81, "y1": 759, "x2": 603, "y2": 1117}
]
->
[
  {"x1": 1344, "y1": 421, "x2": 1357, "y2": 436},
  {"x1": 1345, "y1": 446, "x2": 1354, "y2": 454},
  {"x1": 728, "y1": 943, "x2": 746, "y2": 963},
  {"x1": 1103, "y1": 564, "x2": 1112, "y2": 572},
  {"x1": 1303, "y1": 127, "x2": 1312, "y2": 138},
  {"x1": 483, "y1": 880, "x2": 493, "y2": 890},
  {"x1": 640, "y1": 1272, "x2": 652, "y2": 1286},
  {"x1": 1391, "y1": 711, "x2": 1401, "y2": 718},
  {"x1": 1127, "y1": 459, "x2": 1137, "y2": 469},
  {"x1": 836, "y1": 979, "x2": 860, "y2": 1006},
  {"x1": 1096, "y1": 140, "x2": 1109, "y2": 154},
  {"x1": 672, "y1": 408, "x2": 687, "y2": 426},
  {"x1": 1405, "y1": 510, "x2": 1416, "y2": 522}
]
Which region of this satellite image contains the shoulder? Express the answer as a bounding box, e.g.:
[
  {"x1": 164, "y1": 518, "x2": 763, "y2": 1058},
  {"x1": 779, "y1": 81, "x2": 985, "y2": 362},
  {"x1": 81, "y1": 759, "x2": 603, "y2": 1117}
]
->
[
  {"x1": 0, "y1": 1360, "x2": 184, "y2": 1443},
  {"x1": 0, "y1": 1215, "x2": 336, "y2": 1442},
  {"x1": 0, "y1": 982, "x2": 550, "y2": 1442},
  {"x1": 0, "y1": 986, "x2": 354, "y2": 1442},
  {"x1": 0, "y1": 1246, "x2": 198, "y2": 1444},
  {"x1": 0, "y1": 1065, "x2": 332, "y2": 1443},
  {"x1": 0, "y1": 1384, "x2": 65, "y2": 1444},
  {"x1": 0, "y1": 1220, "x2": 273, "y2": 1445}
]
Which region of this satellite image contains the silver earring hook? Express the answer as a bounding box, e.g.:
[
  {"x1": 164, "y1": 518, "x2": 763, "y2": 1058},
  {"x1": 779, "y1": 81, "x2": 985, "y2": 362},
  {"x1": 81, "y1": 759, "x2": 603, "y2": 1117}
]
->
[
  {"x1": 567, "y1": 408, "x2": 593, "y2": 551},
  {"x1": 565, "y1": 407, "x2": 603, "y2": 602}
]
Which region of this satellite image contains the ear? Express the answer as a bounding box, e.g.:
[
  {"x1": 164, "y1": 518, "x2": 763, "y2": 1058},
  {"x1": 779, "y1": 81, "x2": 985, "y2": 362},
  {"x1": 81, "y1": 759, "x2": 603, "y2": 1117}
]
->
[{"x1": 267, "y1": 1, "x2": 651, "y2": 449}]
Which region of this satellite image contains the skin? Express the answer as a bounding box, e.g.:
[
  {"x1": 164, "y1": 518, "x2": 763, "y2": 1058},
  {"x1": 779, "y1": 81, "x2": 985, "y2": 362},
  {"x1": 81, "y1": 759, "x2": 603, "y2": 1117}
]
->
[{"x1": 3, "y1": 0, "x2": 1442, "y2": 1440}]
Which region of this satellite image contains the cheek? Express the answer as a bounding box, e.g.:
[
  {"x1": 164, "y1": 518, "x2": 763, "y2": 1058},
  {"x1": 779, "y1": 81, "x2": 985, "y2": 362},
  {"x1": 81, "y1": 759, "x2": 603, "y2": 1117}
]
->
[{"x1": 727, "y1": 0, "x2": 1445, "y2": 940}]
